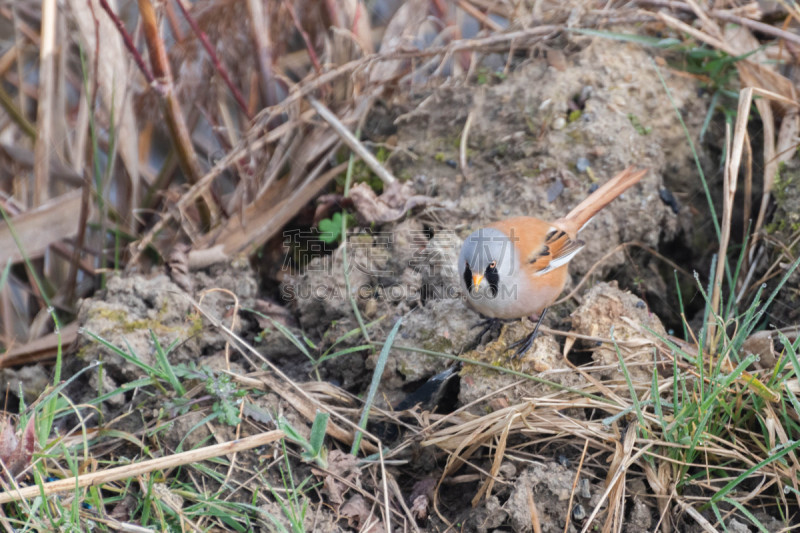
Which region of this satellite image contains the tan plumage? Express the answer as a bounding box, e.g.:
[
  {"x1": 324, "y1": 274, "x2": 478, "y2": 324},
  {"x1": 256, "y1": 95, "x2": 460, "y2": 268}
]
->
[{"x1": 459, "y1": 166, "x2": 648, "y2": 339}]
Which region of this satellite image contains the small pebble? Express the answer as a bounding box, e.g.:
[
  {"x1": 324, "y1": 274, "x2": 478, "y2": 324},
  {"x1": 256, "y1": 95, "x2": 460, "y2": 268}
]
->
[
  {"x1": 573, "y1": 504, "x2": 586, "y2": 521},
  {"x1": 445, "y1": 159, "x2": 458, "y2": 168},
  {"x1": 363, "y1": 298, "x2": 378, "y2": 317},
  {"x1": 499, "y1": 462, "x2": 517, "y2": 479},
  {"x1": 552, "y1": 117, "x2": 566, "y2": 130},
  {"x1": 579, "y1": 478, "x2": 591, "y2": 499},
  {"x1": 659, "y1": 188, "x2": 681, "y2": 214},
  {"x1": 557, "y1": 455, "x2": 570, "y2": 467},
  {"x1": 547, "y1": 180, "x2": 565, "y2": 203},
  {"x1": 576, "y1": 157, "x2": 590, "y2": 173}
]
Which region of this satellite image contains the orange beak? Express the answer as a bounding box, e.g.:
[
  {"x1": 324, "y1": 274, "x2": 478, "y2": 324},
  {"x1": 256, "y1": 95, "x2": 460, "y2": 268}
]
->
[{"x1": 472, "y1": 274, "x2": 484, "y2": 289}]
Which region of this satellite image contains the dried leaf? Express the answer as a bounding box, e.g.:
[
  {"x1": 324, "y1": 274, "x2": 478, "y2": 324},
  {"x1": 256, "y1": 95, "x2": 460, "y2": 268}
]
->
[
  {"x1": 2, "y1": 323, "x2": 79, "y2": 368},
  {"x1": 109, "y1": 495, "x2": 136, "y2": 522},
  {"x1": 313, "y1": 194, "x2": 344, "y2": 223},
  {"x1": 339, "y1": 494, "x2": 370, "y2": 526},
  {"x1": 409, "y1": 477, "x2": 436, "y2": 521},
  {"x1": 742, "y1": 330, "x2": 777, "y2": 368},
  {"x1": 545, "y1": 48, "x2": 567, "y2": 71},
  {"x1": 316, "y1": 449, "x2": 360, "y2": 505},
  {"x1": 252, "y1": 298, "x2": 299, "y2": 329},
  {"x1": 410, "y1": 494, "x2": 429, "y2": 520},
  {"x1": 0, "y1": 421, "x2": 18, "y2": 462},
  {"x1": 369, "y1": 0, "x2": 427, "y2": 85},
  {"x1": 339, "y1": 494, "x2": 385, "y2": 532},
  {"x1": 349, "y1": 181, "x2": 443, "y2": 223},
  {"x1": 187, "y1": 245, "x2": 229, "y2": 270},
  {"x1": 167, "y1": 243, "x2": 192, "y2": 292},
  {"x1": 776, "y1": 109, "x2": 799, "y2": 166},
  {"x1": 0, "y1": 191, "x2": 84, "y2": 263},
  {"x1": 0, "y1": 415, "x2": 36, "y2": 479},
  {"x1": 335, "y1": 0, "x2": 373, "y2": 54}
]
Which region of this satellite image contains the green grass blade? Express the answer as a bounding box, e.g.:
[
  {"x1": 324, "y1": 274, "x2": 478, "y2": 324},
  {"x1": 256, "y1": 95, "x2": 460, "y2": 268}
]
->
[
  {"x1": 351, "y1": 316, "x2": 403, "y2": 455},
  {"x1": 723, "y1": 222, "x2": 750, "y2": 320},
  {"x1": 83, "y1": 329, "x2": 161, "y2": 376},
  {"x1": 699, "y1": 90, "x2": 719, "y2": 142},
  {"x1": 256, "y1": 314, "x2": 314, "y2": 363},
  {"x1": 720, "y1": 497, "x2": 770, "y2": 532},
  {"x1": 278, "y1": 416, "x2": 311, "y2": 450},
  {"x1": 651, "y1": 349, "x2": 665, "y2": 430},
  {"x1": 707, "y1": 420, "x2": 800, "y2": 506},
  {"x1": 673, "y1": 269, "x2": 688, "y2": 340},
  {"x1": 341, "y1": 131, "x2": 372, "y2": 345},
  {"x1": 308, "y1": 411, "x2": 330, "y2": 455},
  {"x1": 653, "y1": 58, "x2": 721, "y2": 241},
  {"x1": 316, "y1": 344, "x2": 372, "y2": 364},
  {"x1": 611, "y1": 327, "x2": 646, "y2": 431},
  {"x1": 0, "y1": 259, "x2": 10, "y2": 291},
  {"x1": 150, "y1": 331, "x2": 186, "y2": 395}
]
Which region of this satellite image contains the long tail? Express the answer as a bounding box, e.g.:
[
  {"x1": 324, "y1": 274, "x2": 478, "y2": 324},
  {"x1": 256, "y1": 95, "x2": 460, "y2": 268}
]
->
[{"x1": 560, "y1": 166, "x2": 648, "y2": 234}]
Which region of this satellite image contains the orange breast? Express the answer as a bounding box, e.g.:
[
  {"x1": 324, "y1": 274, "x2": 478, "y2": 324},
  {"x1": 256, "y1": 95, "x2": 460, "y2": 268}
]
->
[{"x1": 488, "y1": 217, "x2": 572, "y2": 316}]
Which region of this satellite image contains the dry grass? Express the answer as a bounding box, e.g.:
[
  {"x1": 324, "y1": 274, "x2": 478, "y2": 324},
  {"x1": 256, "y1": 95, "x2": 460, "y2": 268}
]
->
[{"x1": 0, "y1": 0, "x2": 799, "y2": 531}]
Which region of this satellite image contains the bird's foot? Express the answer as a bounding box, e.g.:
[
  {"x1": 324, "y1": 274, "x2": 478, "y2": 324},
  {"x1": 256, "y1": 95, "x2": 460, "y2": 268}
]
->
[
  {"x1": 509, "y1": 308, "x2": 548, "y2": 359},
  {"x1": 470, "y1": 317, "x2": 506, "y2": 349}
]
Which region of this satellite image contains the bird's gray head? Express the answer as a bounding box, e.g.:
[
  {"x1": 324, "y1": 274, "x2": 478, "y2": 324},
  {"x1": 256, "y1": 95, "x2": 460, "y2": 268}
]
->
[{"x1": 458, "y1": 227, "x2": 519, "y2": 298}]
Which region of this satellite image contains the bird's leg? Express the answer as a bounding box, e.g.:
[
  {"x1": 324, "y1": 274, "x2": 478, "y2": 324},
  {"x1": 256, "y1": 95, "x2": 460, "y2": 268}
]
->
[
  {"x1": 470, "y1": 316, "x2": 506, "y2": 347},
  {"x1": 509, "y1": 308, "x2": 548, "y2": 359}
]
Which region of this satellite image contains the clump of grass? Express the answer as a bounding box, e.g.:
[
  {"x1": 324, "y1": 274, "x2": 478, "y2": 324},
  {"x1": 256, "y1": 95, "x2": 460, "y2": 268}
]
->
[
  {"x1": 279, "y1": 411, "x2": 331, "y2": 468},
  {"x1": 261, "y1": 439, "x2": 318, "y2": 533}
]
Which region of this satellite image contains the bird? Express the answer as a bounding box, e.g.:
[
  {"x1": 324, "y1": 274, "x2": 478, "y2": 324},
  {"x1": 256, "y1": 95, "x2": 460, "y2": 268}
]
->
[{"x1": 458, "y1": 166, "x2": 648, "y2": 357}]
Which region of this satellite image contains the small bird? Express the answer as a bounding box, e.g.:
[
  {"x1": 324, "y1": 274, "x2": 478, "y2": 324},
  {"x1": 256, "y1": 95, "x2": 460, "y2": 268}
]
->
[{"x1": 458, "y1": 166, "x2": 648, "y2": 356}]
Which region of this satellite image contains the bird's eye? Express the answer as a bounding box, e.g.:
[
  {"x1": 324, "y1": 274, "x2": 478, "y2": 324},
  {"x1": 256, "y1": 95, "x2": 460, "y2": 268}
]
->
[{"x1": 485, "y1": 261, "x2": 499, "y2": 297}]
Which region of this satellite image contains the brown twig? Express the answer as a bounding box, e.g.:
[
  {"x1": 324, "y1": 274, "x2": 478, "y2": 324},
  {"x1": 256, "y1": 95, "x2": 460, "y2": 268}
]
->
[
  {"x1": 527, "y1": 484, "x2": 543, "y2": 533},
  {"x1": 99, "y1": 0, "x2": 212, "y2": 232},
  {"x1": 0, "y1": 84, "x2": 35, "y2": 139},
  {"x1": 136, "y1": 0, "x2": 215, "y2": 231},
  {"x1": 88, "y1": 0, "x2": 101, "y2": 116},
  {"x1": 33, "y1": 0, "x2": 57, "y2": 207},
  {"x1": 307, "y1": 96, "x2": 396, "y2": 186},
  {"x1": 64, "y1": 1, "x2": 102, "y2": 305},
  {"x1": 563, "y1": 439, "x2": 590, "y2": 533},
  {"x1": 195, "y1": 302, "x2": 382, "y2": 455},
  {"x1": 246, "y1": 0, "x2": 279, "y2": 109},
  {"x1": 706, "y1": 120, "x2": 735, "y2": 355},
  {"x1": 460, "y1": 110, "x2": 473, "y2": 180},
  {"x1": 457, "y1": 0, "x2": 504, "y2": 32},
  {"x1": 139, "y1": 0, "x2": 200, "y2": 179},
  {"x1": 97, "y1": 0, "x2": 155, "y2": 85},
  {"x1": 0, "y1": 430, "x2": 284, "y2": 504},
  {"x1": 636, "y1": 0, "x2": 800, "y2": 48},
  {"x1": 172, "y1": 0, "x2": 252, "y2": 119},
  {"x1": 283, "y1": 0, "x2": 322, "y2": 74}
]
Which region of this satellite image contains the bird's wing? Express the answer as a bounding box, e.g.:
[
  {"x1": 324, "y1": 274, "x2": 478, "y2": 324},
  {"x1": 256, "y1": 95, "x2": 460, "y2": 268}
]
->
[{"x1": 528, "y1": 227, "x2": 585, "y2": 275}]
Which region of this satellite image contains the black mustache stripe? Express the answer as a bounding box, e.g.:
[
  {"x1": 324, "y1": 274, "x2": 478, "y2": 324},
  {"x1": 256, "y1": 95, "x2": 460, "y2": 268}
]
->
[
  {"x1": 463, "y1": 263, "x2": 473, "y2": 291},
  {"x1": 485, "y1": 265, "x2": 499, "y2": 297}
]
